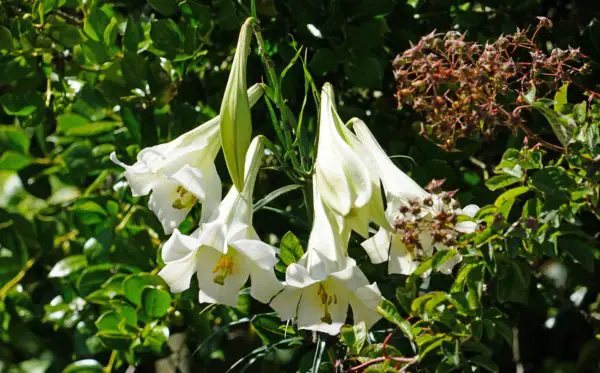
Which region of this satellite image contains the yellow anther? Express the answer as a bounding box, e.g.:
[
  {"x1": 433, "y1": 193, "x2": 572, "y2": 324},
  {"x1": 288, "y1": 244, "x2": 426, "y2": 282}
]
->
[
  {"x1": 212, "y1": 255, "x2": 235, "y2": 285},
  {"x1": 172, "y1": 187, "x2": 198, "y2": 210}
]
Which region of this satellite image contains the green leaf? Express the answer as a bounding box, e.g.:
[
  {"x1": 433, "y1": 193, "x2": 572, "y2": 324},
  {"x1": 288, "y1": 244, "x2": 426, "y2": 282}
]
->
[
  {"x1": 309, "y1": 48, "x2": 338, "y2": 76},
  {"x1": 143, "y1": 324, "x2": 170, "y2": 353},
  {"x1": 149, "y1": 0, "x2": 179, "y2": 16},
  {"x1": 0, "y1": 125, "x2": 30, "y2": 153},
  {"x1": 530, "y1": 167, "x2": 576, "y2": 196},
  {"x1": 522, "y1": 84, "x2": 536, "y2": 104},
  {"x1": 49, "y1": 255, "x2": 88, "y2": 278},
  {"x1": 492, "y1": 320, "x2": 513, "y2": 347},
  {"x1": 470, "y1": 355, "x2": 499, "y2": 373},
  {"x1": 531, "y1": 100, "x2": 576, "y2": 147},
  {"x1": 376, "y1": 299, "x2": 413, "y2": 340},
  {"x1": 340, "y1": 322, "x2": 367, "y2": 355},
  {"x1": 432, "y1": 249, "x2": 458, "y2": 271},
  {"x1": 1, "y1": 92, "x2": 42, "y2": 116},
  {"x1": 497, "y1": 261, "x2": 530, "y2": 304},
  {"x1": 57, "y1": 113, "x2": 90, "y2": 133},
  {"x1": 123, "y1": 17, "x2": 140, "y2": 52},
  {"x1": 554, "y1": 83, "x2": 569, "y2": 113},
  {"x1": 74, "y1": 200, "x2": 108, "y2": 225},
  {"x1": 0, "y1": 151, "x2": 31, "y2": 171},
  {"x1": 77, "y1": 265, "x2": 114, "y2": 296},
  {"x1": 84, "y1": 7, "x2": 110, "y2": 42},
  {"x1": 121, "y1": 52, "x2": 148, "y2": 89},
  {"x1": 150, "y1": 19, "x2": 184, "y2": 57},
  {"x1": 81, "y1": 39, "x2": 110, "y2": 65},
  {"x1": 344, "y1": 55, "x2": 382, "y2": 89},
  {"x1": 0, "y1": 25, "x2": 14, "y2": 50},
  {"x1": 62, "y1": 360, "x2": 104, "y2": 373},
  {"x1": 49, "y1": 23, "x2": 82, "y2": 47},
  {"x1": 494, "y1": 186, "x2": 530, "y2": 218},
  {"x1": 97, "y1": 331, "x2": 134, "y2": 350},
  {"x1": 103, "y1": 17, "x2": 119, "y2": 48},
  {"x1": 559, "y1": 236, "x2": 595, "y2": 272},
  {"x1": 485, "y1": 175, "x2": 521, "y2": 191},
  {"x1": 123, "y1": 274, "x2": 164, "y2": 306},
  {"x1": 253, "y1": 184, "x2": 301, "y2": 212},
  {"x1": 65, "y1": 121, "x2": 120, "y2": 137},
  {"x1": 278, "y1": 231, "x2": 304, "y2": 266},
  {"x1": 252, "y1": 314, "x2": 296, "y2": 343},
  {"x1": 141, "y1": 286, "x2": 171, "y2": 318},
  {"x1": 95, "y1": 311, "x2": 122, "y2": 332},
  {"x1": 412, "y1": 256, "x2": 433, "y2": 277},
  {"x1": 417, "y1": 335, "x2": 447, "y2": 360}
]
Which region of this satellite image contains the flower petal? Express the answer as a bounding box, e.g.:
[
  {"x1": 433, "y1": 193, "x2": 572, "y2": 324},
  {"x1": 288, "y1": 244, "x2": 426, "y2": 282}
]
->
[
  {"x1": 158, "y1": 229, "x2": 201, "y2": 293},
  {"x1": 148, "y1": 179, "x2": 190, "y2": 234},
  {"x1": 158, "y1": 254, "x2": 196, "y2": 293},
  {"x1": 231, "y1": 239, "x2": 283, "y2": 303},
  {"x1": 297, "y1": 282, "x2": 348, "y2": 335},
  {"x1": 196, "y1": 247, "x2": 250, "y2": 307},
  {"x1": 270, "y1": 287, "x2": 302, "y2": 321},
  {"x1": 388, "y1": 236, "x2": 418, "y2": 275},
  {"x1": 161, "y1": 228, "x2": 201, "y2": 262},
  {"x1": 461, "y1": 204, "x2": 480, "y2": 218},
  {"x1": 170, "y1": 163, "x2": 222, "y2": 223},
  {"x1": 360, "y1": 227, "x2": 391, "y2": 264},
  {"x1": 315, "y1": 83, "x2": 372, "y2": 216},
  {"x1": 352, "y1": 119, "x2": 428, "y2": 202},
  {"x1": 110, "y1": 152, "x2": 157, "y2": 197},
  {"x1": 349, "y1": 283, "x2": 382, "y2": 330},
  {"x1": 285, "y1": 263, "x2": 319, "y2": 289}
]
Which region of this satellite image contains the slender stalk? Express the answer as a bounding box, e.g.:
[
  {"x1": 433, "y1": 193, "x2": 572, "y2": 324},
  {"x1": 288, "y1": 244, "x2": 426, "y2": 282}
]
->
[
  {"x1": 0, "y1": 254, "x2": 40, "y2": 300},
  {"x1": 105, "y1": 350, "x2": 117, "y2": 373}
]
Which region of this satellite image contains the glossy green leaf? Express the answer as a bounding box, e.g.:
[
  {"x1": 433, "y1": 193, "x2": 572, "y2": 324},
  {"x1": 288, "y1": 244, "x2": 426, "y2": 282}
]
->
[
  {"x1": 141, "y1": 286, "x2": 171, "y2": 318},
  {"x1": 49, "y1": 255, "x2": 88, "y2": 278},
  {"x1": 123, "y1": 274, "x2": 164, "y2": 306},
  {"x1": 149, "y1": 0, "x2": 179, "y2": 16},
  {"x1": 62, "y1": 360, "x2": 104, "y2": 373},
  {"x1": 485, "y1": 174, "x2": 521, "y2": 191},
  {"x1": 0, "y1": 25, "x2": 14, "y2": 50},
  {"x1": 376, "y1": 299, "x2": 413, "y2": 340},
  {"x1": 278, "y1": 231, "x2": 304, "y2": 266}
]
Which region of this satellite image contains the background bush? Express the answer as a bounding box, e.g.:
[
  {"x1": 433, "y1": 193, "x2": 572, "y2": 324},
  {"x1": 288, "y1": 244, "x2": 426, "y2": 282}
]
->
[{"x1": 0, "y1": 0, "x2": 599, "y2": 372}]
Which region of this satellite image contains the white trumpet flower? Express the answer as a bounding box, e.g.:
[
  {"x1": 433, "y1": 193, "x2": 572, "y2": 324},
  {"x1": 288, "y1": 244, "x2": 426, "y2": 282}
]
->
[
  {"x1": 111, "y1": 84, "x2": 263, "y2": 234},
  {"x1": 157, "y1": 137, "x2": 283, "y2": 307},
  {"x1": 353, "y1": 120, "x2": 479, "y2": 275},
  {"x1": 270, "y1": 177, "x2": 382, "y2": 335},
  {"x1": 314, "y1": 83, "x2": 388, "y2": 239}
]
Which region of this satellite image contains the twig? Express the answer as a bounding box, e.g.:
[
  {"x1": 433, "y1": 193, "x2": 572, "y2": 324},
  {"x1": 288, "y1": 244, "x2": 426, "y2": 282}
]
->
[
  {"x1": 0, "y1": 254, "x2": 40, "y2": 300},
  {"x1": 105, "y1": 350, "x2": 117, "y2": 373}
]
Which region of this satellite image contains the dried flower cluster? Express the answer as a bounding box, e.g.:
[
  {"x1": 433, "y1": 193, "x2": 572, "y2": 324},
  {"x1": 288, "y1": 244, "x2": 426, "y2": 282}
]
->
[
  {"x1": 392, "y1": 179, "x2": 475, "y2": 267},
  {"x1": 392, "y1": 18, "x2": 588, "y2": 149}
]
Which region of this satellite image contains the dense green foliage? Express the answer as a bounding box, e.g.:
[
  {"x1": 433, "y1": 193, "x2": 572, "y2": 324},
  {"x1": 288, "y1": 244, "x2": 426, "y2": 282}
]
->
[{"x1": 1, "y1": 0, "x2": 599, "y2": 372}]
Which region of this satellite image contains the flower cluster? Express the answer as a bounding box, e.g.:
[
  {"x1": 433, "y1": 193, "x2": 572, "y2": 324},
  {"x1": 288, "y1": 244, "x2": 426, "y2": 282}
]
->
[
  {"x1": 392, "y1": 18, "x2": 587, "y2": 149},
  {"x1": 112, "y1": 20, "x2": 479, "y2": 336}
]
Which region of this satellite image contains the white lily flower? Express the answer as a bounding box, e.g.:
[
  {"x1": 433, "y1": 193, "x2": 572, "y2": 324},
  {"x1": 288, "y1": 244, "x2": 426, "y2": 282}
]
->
[
  {"x1": 111, "y1": 84, "x2": 263, "y2": 234},
  {"x1": 314, "y1": 83, "x2": 388, "y2": 239},
  {"x1": 270, "y1": 177, "x2": 382, "y2": 335},
  {"x1": 157, "y1": 136, "x2": 283, "y2": 307},
  {"x1": 353, "y1": 120, "x2": 479, "y2": 275},
  {"x1": 220, "y1": 17, "x2": 254, "y2": 192}
]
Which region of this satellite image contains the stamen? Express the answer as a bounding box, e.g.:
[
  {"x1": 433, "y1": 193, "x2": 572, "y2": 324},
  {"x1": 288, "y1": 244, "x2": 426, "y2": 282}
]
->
[
  {"x1": 172, "y1": 187, "x2": 198, "y2": 210},
  {"x1": 212, "y1": 255, "x2": 235, "y2": 285},
  {"x1": 317, "y1": 283, "x2": 334, "y2": 324}
]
